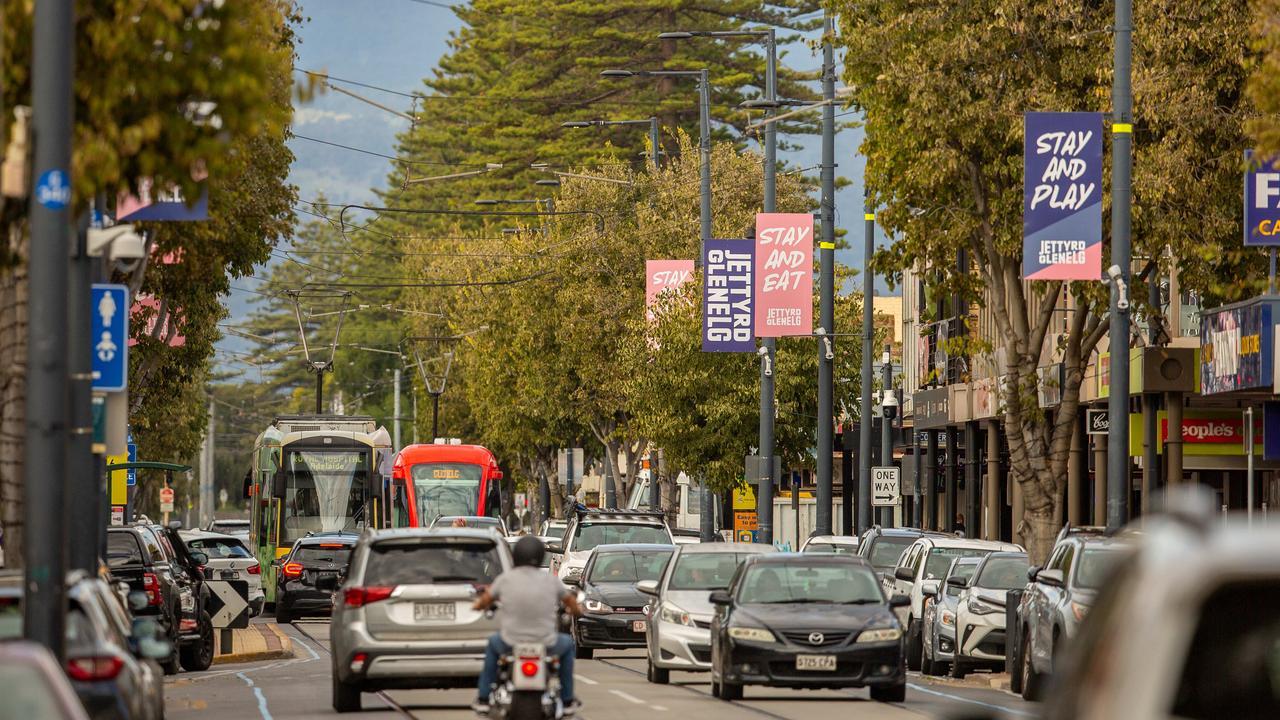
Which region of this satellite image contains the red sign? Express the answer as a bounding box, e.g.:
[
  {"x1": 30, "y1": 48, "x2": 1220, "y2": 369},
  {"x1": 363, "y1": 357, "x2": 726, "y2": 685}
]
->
[
  {"x1": 754, "y1": 213, "x2": 813, "y2": 337},
  {"x1": 159, "y1": 487, "x2": 175, "y2": 503},
  {"x1": 129, "y1": 295, "x2": 185, "y2": 347},
  {"x1": 645, "y1": 260, "x2": 694, "y2": 315},
  {"x1": 1161, "y1": 417, "x2": 1261, "y2": 444}
]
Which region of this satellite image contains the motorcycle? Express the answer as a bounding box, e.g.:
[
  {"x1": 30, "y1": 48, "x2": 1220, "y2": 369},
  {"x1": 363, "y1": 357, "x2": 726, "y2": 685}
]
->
[{"x1": 487, "y1": 642, "x2": 563, "y2": 720}]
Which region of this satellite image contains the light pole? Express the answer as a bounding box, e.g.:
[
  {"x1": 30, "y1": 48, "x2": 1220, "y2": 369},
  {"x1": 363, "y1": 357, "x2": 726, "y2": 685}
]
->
[
  {"x1": 859, "y1": 190, "x2": 875, "y2": 536},
  {"x1": 658, "y1": 28, "x2": 782, "y2": 543},
  {"x1": 881, "y1": 345, "x2": 897, "y2": 528},
  {"x1": 602, "y1": 66, "x2": 713, "y2": 540},
  {"x1": 561, "y1": 118, "x2": 662, "y2": 170},
  {"x1": 1107, "y1": 0, "x2": 1134, "y2": 533}
]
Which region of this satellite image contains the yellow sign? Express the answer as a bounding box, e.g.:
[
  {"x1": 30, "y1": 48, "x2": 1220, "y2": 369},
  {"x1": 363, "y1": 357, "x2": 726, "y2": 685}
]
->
[
  {"x1": 732, "y1": 486, "x2": 757, "y2": 510},
  {"x1": 108, "y1": 452, "x2": 128, "y2": 505},
  {"x1": 432, "y1": 468, "x2": 461, "y2": 479}
]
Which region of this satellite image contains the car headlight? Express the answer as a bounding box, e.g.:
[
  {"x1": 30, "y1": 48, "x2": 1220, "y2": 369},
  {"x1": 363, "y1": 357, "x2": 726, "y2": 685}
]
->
[
  {"x1": 660, "y1": 603, "x2": 695, "y2": 627},
  {"x1": 727, "y1": 626, "x2": 776, "y2": 643},
  {"x1": 967, "y1": 598, "x2": 1000, "y2": 615},
  {"x1": 180, "y1": 588, "x2": 195, "y2": 612},
  {"x1": 1070, "y1": 601, "x2": 1090, "y2": 622},
  {"x1": 856, "y1": 627, "x2": 902, "y2": 643},
  {"x1": 940, "y1": 609, "x2": 955, "y2": 627},
  {"x1": 584, "y1": 598, "x2": 613, "y2": 614}
]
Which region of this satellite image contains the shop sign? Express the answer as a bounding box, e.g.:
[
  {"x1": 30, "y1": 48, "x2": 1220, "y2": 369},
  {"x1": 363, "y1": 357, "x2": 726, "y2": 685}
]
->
[
  {"x1": 913, "y1": 387, "x2": 950, "y2": 430},
  {"x1": 1244, "y1": 151, "x2": 1280, "y2": 246},
  {"x1": 1265, "y1": 402, "x2": 1280, "y2": 461},
  {"x1": 1200, "y1": 298, "x2": 1275, "y2": 394},
  {"x1": 1128, "y1": 410, "x2": 1263, "y2": 456},
  {"x1": 1086, "y1": 408, "x2": 1109, "y2": 435}
]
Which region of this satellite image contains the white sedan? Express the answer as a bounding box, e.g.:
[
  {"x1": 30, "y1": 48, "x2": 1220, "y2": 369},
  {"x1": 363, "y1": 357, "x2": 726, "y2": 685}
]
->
[{"x1": 180, "y1": 530, "x2": 265, "y2": 616}]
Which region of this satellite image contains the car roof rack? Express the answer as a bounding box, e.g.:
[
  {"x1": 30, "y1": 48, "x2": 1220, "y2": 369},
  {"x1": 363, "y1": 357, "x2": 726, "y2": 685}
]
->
[
  {"x1": 1055, "y1": 525, "x2": 1108, "y2": 543},
  {"x1": 572, "y1": 507, "x2": 667, "y2": 521}
]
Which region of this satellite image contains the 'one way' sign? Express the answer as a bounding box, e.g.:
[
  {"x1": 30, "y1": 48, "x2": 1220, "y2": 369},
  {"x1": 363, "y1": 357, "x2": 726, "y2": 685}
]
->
[{"x1": 872, "y1": 466, "x2": 900, "y2": 507}]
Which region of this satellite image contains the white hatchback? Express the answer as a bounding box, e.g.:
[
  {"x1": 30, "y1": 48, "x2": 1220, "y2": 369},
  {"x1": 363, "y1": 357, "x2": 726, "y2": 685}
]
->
[{"x1": 180, "y1": 530, "x2": 265, "y2": 616}]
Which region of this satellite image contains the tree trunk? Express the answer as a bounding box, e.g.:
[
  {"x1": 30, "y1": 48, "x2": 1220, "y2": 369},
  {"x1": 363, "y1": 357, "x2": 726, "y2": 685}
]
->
[{"x1": 0, "y1": 222, "x2": 27, "y2": 568}]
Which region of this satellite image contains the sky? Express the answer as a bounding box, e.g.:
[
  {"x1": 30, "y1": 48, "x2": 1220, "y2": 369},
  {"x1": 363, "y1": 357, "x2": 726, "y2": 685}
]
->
[{"x1": 218, "y1": 0, "x2": 888, "y2": 366}]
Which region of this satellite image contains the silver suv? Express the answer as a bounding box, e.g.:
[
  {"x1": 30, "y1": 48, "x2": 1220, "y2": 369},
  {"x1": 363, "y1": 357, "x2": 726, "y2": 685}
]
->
[
  {"x1": 327, "y1": 527, "x2": 511, "y2": 713},
  {"x1": 1014, "y1": 526, "x2": 1127, "y2": 699},
  {"x1": 549, "y1": 509, "x2": 673, "y2": 584}
]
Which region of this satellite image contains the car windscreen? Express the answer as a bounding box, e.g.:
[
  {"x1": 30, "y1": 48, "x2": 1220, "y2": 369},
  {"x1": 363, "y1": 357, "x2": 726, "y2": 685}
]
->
[
  {"x1": 574, "y1": 523, "x2": 669, "y2": 551},
  {"x1": 588, "y1": 550, "x2": 672, "y2": 583},
  {"x1": 186, "y1": 537, "x2": 253, "y2": 559},
  {"x1": 805, "y1": 541, "x2": 858, "y2": 555},
  {"x1": 1073, "y1": 548, "x2": 1125, "y2": 590},
  {"x1": 106, "y1": 532, "x2": 144, "y2": 567},
  {"x1": 669, "y1": 552, "x2": 754, "y2": 590},
  {"x1": 869, "y1": 536, "x2": 914, "y2": 570},
  {"x1": 924, "y1": 548, "x2": 992, "y2": 579},
  {"x1": 364, "y1": 540, "x2": 502, "y2": 585},
  {"x1": 975, "y1": 556, "x2": 1030, "y2": 590},
  {"x1": 293, "y1": 544, "x2": 353, "y2": 566},
  {"x1": 945, "y1": 562, "x2": 980, "y2": 597},
  {"x1": 738, "y1": 563, "x2": 882, "y2": 604}
]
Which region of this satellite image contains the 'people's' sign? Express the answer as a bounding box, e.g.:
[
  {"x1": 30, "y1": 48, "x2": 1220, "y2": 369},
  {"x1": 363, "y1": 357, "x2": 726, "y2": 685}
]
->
[
  {"x1": 702, "y1": 239, "x2": 755, "y2": 352},
  {"x1": 1022, "y1": 112, "x2": 1104, "y2": 280},
  {"x1": 754, "y1": 213, "x2": 813, "y2": 337},
  {"x1": 1244, "y1": 151, "x2": 1280, "y2": 246}
]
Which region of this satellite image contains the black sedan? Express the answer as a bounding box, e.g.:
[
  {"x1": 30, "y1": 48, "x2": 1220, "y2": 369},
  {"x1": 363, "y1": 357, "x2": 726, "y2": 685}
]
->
[
  {"x1": 274, "y1": 532, "x2": 357, "y2": 623},
  {"x1": 709, "y1": 554, "x2": 909, "y2": 702},
  {"x1": 569, "y1": 543, "x2": 673, "y2": 659}
]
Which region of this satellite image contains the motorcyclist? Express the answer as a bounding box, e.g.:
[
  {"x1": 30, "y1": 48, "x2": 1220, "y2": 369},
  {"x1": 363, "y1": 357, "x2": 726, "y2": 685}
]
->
[{"x1": 472, "y1": 535, "x2": 583, "y2": 715}]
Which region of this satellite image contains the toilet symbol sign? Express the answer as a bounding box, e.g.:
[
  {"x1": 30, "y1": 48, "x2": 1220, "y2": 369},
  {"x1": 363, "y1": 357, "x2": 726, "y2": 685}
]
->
[{"x1": 91, "y1": 284, "x2": 129, "y2": 391}]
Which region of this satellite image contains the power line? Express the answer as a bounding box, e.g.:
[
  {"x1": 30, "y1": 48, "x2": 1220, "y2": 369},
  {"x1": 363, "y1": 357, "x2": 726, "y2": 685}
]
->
[{"x1": 290, "y1": 134, "x2": 486, "y2": 168}]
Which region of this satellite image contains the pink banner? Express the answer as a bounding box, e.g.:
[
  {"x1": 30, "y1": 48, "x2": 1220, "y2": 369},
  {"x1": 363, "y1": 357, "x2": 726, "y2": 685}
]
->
[
  {"x1": 645, "y1": 260, "x2": 694, "y2": 318},
  {"x1": 755, "y1": 213, "x2": 814, "y2": 336}
]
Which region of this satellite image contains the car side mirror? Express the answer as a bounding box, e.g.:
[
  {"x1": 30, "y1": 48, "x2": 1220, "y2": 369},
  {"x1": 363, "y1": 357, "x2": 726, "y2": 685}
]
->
[
  {"x1": 315, "y1": 574, "x2": 339, "y2": 592},
  {"x1": 127, "y1": 591, "x2": 149, "y2": 612},
  {"x1": 946, "y1": 575, "x2": 969, "y2": 589},
  {"x1": 920, "y1": 580, "x2": 939, "y2": 598},
  {"x1": 894, "y1": 566, "x2": 915, "y2": 582},
  {"x1": 1038, "y1": 569, "x2": 1065, "y2": 587},
  {"x1": 131, "y1": 618, "x2": 172, "y2": 660},
  {"x1": 562, "y1": 574, "x2": 581, "y2": 587},
  {"x1": 636, "y1": 579, "x2": 659, "y2": 597},
  {"x1": 545, "y1": 539, "x2": 563, "y2": 554},
  {"x1": 272, "y1": 468, "x2": 287, "y2": 499},
  {"x1": 889, "y1": 593, "x2": 911, "y2": 608},
  {"x1": 1027, "y1": 566, "x2": 1041, "y2": 582},
  {"x1": 167, "y1": 520, "x2": 183, "y2": 531},
  {"x1": 190, "y1": 551, "x2": 209, "y2": 566},
  {"x1": 709, "y1": 590, "x2": 733, "y2": 606}
]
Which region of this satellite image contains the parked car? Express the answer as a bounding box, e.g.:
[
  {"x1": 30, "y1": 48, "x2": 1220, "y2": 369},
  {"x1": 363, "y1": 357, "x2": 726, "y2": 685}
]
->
[
  {"x1": 206, "y1": 519, "x2": 250, "y2": 541},
  {"x1": 180, "y1": 530, "x2": 265, "y2": 616},
  {"x1": 538, "y1": 519, "x2": 568, "y2": 540},
  {"x1": 428, "y1": 515, "x2": 509, "y2": 536},
  {"x1": 149, "y1": 522, "x2": 215, "y2": 672},
  {"x1": 709, "y1": 554, "x2": 908, "y2": 702},
  {"x1": 639, "y1": 541, "x2": 776, "y2": 682},
  {"x1": 0, "y1": 570, "x2": 169, "y2": 720},
  {"x1": 0, "y1": 641, "x2": 90, "y2": 720},
  {"x1": 1016, "y1": 526, "x2": 1128, "y2": 699},
  {"x1": 549, "y1": 509, "x2": 673, "y2": 584},
  {"x1": 106, "y1": 525, "x2": 185, "y2": 675},
  {"x1": 274, "y1": 531, "x2": 359, "y2": 624},
  {"x1": 801, "y1": 535, "x2": 859, "y2": 555},
  {"x1": 327, "y1": 527, "x2": 511, "y2": 713},
  {"x1": 887, "y1": 534, "x2": 1023, "y2": 670},
  {"x1": 856, "y1": 526, "x2": 947, "y2": 583},
  {"x1": 569, "y1": 543, "x2": 674, "y2": 659},
  {"x1": 949, "y1": 551, "x2": 1029, "y2": 678},
  {"x1": 920, "y1": 555, "x2": 983, "y2": 676}
]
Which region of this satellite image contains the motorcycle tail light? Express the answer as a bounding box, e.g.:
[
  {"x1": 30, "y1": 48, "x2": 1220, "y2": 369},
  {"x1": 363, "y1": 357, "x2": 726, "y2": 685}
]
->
[{"x1": 521, "y1": 661, "x2": 540, "y2": 677}]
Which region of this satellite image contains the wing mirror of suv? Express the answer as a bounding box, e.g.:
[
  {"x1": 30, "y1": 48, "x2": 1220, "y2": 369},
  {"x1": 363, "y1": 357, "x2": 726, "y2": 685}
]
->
[
  {"x1": 888, "y1": 593, "x2": 911, "y2": 608},
  {"x1": 1027, "y1": 566, "x2": 1041, "y2": 583},
  {"x1": 708, "y1": 590, "x2": 733, "y2": 606},
  {"x1": 314, "y1": 574, "x2": 340, "y2": 592},
  {"x1": 1037, "y1": 569, "x2": 1065, "y2": 587},
  {"x1": 127, "y1": 590, "x2": 150, "y2": 612},
  {"x1": 893, "y1": 566, "x2": 915, "y2": 582},
  {"x1": 635, "y1": 579, "x2": 660, "y2": 597},
  {"x1": 920, "y1": 580, "x2": 940, "y2": 598},
  {"x1": 545, "y1": 538, "x2": 563, "y2": 554},
  {"x1": 946, "y1": 575, "x2": 969, "y2": 589}
]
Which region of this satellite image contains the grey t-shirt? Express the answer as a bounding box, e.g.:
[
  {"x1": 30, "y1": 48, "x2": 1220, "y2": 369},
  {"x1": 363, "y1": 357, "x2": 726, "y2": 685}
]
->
[{"x1": 490, "y1": 566, "x2": 570, "y2": 645}]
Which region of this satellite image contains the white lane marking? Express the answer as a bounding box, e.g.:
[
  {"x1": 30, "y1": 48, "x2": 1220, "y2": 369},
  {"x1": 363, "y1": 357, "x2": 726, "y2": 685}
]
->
[
  {"x1": 907, "y1": 683, "x2": 1035, "y2": 717},
  {"x1": 236, "y1": 671, "x2": 275, "y2": 720},
  {"x1": 609, "y1": 689, "x2": 646, "y2": 705},
  {"x1": 577, "y1": 674, "x2": 599, "y2": 686},
  {"x1": 289, "y1": 631, "x2": 321, "y2": 661},
  {"x1": 651, "y1": 705, "x2": 668, "y2": 712}
]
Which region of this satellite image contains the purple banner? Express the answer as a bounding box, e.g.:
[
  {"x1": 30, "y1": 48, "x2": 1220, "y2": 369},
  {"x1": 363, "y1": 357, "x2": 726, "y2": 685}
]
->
[
  {"x1": 1245, "y1": 151, "x2": 1280, "y2": 246},
  {"x1": 1023, "y1": 112, "x2": 1104, "y2": 280},
  {"x1": 702, "y1": 239, "x2": 755, "y2": 352}
]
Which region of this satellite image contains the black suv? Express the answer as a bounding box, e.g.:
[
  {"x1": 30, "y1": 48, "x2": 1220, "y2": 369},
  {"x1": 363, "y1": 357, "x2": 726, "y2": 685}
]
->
[
  {"x1": 148, "y1": 522, "x2": 216, "y2": 672},
  {"x1": 107, "y1": 524, "x2": 186, "y2": 675},
  {"x1": 274, "y1": 531, "x2": 358, "y2": 624}
]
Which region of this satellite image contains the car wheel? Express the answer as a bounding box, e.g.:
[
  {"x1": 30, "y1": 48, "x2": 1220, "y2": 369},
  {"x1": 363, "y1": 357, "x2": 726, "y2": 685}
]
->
[
  {"x1": 575, "y1": 645, "x2": 593, "y2": 660},
  {"x1": 332, "y1": 673, "x2": 362, "y2": 713},
  {"x1": 870, "y1": 682, "x2": 907, "y2": 703},
  {"x1": 710, "y1": 676, "x2": 721, "y2": 698},
  {"x1": 275, "y1": 602, "x2": 292, "y2": 625},
  {"x1": 905, "y1": 618, "x2": 922, "y2": 671},
  {"x1": 921, "y1": 644, "x2": 936, "y2": 676},
  {"x1": 949, "y1": 658, "x2": 967, "y2": 679},
  {"x1": 720, "y1": 677, "x2": 743, "y2": 701},
  {"x1": 509, "y1": 692, "x2": 544, "y2": 720},
  {"x1": 1020, "y1": 628, "x2": 1044, "y2": 701},
  {"x1": 179, "y1": 611, "x2": 215, "y2": 672},
  {"x1": 647, "y1": 660, "x2": 669, "y2": 685}
]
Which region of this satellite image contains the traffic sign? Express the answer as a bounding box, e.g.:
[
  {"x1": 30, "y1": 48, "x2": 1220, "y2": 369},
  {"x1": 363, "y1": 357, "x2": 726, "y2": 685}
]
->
[
  {"x1": 872, "y1": 466, "x2": 900, "y2": 507},
  {"x1": 206, "y1": 580, "x2": 250, "y2": 630},
  {"x1": 159, "y1": 487, "x2": 174, "y2": 513},
  {"x1": 90, "y1": 284, "x2": 129, "y2": 391}
]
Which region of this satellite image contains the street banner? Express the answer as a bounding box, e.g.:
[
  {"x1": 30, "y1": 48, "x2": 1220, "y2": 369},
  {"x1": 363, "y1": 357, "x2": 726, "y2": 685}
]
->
[
  {"x1": 1244, "y1": 151, "x2": 1280, "y2": 246},
  {"x1": 1023, "y1": 112, "x2": 1104, "y2": 280},
  {"x1": 754, "y1": 213, "x2": 814, "y2": 336},
  {"x1": 645, "y1": 259, "x2": 694, "y2": 318},
  {"x1": 702, "y1": 238, "x2": 755, "y2": 352}
]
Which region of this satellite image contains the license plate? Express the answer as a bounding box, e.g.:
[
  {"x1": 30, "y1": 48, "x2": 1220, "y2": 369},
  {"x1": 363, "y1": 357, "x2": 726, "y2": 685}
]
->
[
  {"x1": 796, "y1": 654, "x2": 837, "y2": 671},
  {"x1": 632, "y1": 620, "x2": 647, "y2": 632},
  {"x1": 219, "y1": 570, "x2": 238, "y2": 580},
  {"x1": 413, "y1": 602, "x2": 455, "y2": 621}
]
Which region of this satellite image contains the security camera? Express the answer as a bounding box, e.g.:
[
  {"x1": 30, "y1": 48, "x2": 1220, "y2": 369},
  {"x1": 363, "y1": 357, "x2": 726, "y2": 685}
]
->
[
  {"x1": 757, "y1": 346, "x2": 768, "y2": 357},
  {"x1": 823, "y1": 337, "x2": 835, "y2": 362},
  {"x1": 1116, "y1": 296, "x2": 1130, "y2": 312},
  {"x1": 88, "y1": 225, "x2": 145, "y2": 261},
  {"x1": 1106, "y1": 264, "x2": 1123, "y2": 282}
]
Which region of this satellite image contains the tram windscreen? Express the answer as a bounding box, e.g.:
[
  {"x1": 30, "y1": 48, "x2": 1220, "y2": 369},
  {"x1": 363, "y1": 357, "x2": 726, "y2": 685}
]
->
[
  {"x1": 411, "y1": 463, "x2": 483, "y2": 525},
  {"x1": 282, "y1": 448, "x2": 370, "y2": 541}
]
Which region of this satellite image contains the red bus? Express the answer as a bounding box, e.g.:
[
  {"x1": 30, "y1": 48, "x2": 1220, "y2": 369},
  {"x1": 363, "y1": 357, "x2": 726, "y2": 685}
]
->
[{"x1": 389, "y1": 441, "x2": 504, "y2": 527}]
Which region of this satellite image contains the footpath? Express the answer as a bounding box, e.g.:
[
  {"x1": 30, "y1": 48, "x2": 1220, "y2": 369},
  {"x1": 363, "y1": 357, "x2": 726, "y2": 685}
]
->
[{"x1": 211, "y1": 621, "x2": 294, "y2": 665}]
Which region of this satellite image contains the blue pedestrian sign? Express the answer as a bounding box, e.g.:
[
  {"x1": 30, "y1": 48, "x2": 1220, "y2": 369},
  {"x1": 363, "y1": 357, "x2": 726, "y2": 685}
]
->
[
  {"x1": 127, "y1": 435, "x2": 137, "y2": 487},
  {"x1": 35, "y1": 169, "x2": 70, "y2": 210},
  {"x1": 91, "y1": 284, "x2": 129, "y2": 392}
]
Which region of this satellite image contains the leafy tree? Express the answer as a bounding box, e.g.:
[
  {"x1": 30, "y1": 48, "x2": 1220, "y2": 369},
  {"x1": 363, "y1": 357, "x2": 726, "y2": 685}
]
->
[{"x1": 835, "y1": 0, "x2": 1258, "y2": 561}]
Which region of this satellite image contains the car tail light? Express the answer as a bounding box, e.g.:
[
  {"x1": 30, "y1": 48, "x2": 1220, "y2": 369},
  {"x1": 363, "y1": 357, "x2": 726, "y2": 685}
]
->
[
  {"x1": 520, "y1": 661, "x2": 540, "y2": 677},
  {"x1": 343, "y1": 586, "x2": 395, "y2": 608},
  {"x1": 247, "y1": 564, "x2": 261, "y2": 576},
  {"x1": 180, "y1": 618, "x2": 199, "y2": 632},
  {"x1": 281, "y1": 562, "x2": 304, "y2": 579},
  {"x1": 350, "y1": 652, "x2": 368, "y2": 673},
  {"x1": 66, "y1": 656, "x2": 124, "y2": 681},
  {"x1": 142, "y1": 572, "x2": 162, "y2": 606}
]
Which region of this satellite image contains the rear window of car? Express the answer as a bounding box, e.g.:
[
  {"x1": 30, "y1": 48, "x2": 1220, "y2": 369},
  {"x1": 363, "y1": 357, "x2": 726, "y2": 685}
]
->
[
  {"x1": 107, "y1": 532, "x2": 144, "y2": 567},
  {"x1": 574, "y1": 523, "x2": 670, "y2": 550},
  {"x1": 363, "y1": 540, "x2": 502, "y2": 586},
  {"x1": 292, "y1": 544, "x2": 353, "y2": 565},
  {"x1": 186, "y1": 537, "x2": 253, "y2": 559}
]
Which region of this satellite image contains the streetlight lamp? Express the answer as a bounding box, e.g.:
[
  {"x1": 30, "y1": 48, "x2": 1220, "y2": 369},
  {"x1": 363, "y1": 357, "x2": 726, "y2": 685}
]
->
[
  {"x1": 402, "y1": 162, "x2": 503, "y2": 187},
  {"x1": 561, "y1": 118, "x2": 662, "y2": 170},
  {"x1": 881, "y1": 345, "x2": 898, "y2": 529}
]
